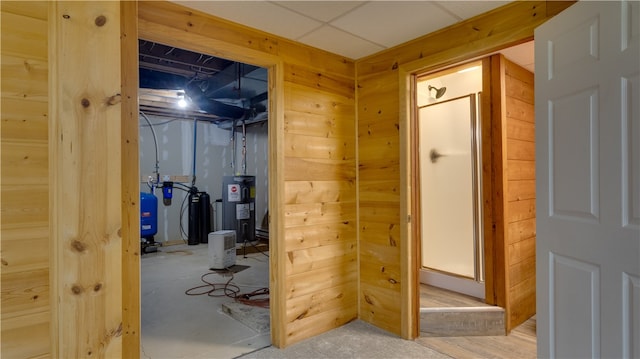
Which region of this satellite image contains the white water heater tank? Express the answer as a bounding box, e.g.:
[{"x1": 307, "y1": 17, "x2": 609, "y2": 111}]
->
[{"x1": 208, "y1": 230, "x2": 236, "y2": 270}]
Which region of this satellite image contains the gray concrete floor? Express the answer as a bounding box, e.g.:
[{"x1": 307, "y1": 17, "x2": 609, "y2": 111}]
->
[
  {"x1": 141, "y1": 242, "x2": 271, "y2": 359},
  {"x1": 141, "y1": 242, "x2": 537, "y2": 359}
]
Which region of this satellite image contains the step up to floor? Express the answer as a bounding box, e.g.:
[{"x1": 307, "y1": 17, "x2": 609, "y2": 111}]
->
[
  {"x1": 420, "y1": 306, "x2": 505, "y2": 337},
  {"x1": 221, "y1": 302, "x2": 270, "y2": 334}
]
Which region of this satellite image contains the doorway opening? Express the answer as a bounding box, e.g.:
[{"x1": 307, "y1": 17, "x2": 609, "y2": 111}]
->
[
  {"x1": 137, "y1": 39, "x2": 272, "y2": 357},
  {"x1": 415, "y1": 61, "x2": 485, "y2": 299},
  {"x1": 408, "y1": 41, "x2": 538, "y2": 337}
]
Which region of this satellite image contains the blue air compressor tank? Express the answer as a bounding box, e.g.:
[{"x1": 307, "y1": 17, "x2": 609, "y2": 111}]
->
[{"x1": 140, "y1": 192, "x2": 158, "y2": 239}]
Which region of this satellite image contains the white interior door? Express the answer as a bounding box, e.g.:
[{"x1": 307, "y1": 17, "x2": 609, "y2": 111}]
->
[{"x1": 535, "y1": 1, "x2": 640, "y2": 358}]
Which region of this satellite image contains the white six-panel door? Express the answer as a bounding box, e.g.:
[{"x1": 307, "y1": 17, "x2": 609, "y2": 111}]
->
[{"x1": 535, "y1": 1, "x2": 640, "y2": 358}]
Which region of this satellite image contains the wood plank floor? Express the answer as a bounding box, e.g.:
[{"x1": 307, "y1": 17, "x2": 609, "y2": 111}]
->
[
  {"x1": 417, "y1": 284, "x2": 537, "y2": 358},
  {"x1": 420, "y1": 284, "x2": 491, "y2": 308},
  {"x1": 416, "y1": 316, "x2": 537, "y2": 358}
]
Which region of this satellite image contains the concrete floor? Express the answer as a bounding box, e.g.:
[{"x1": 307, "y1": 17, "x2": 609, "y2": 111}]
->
[
  {"x1": 141, "y1": 242, "x2": 271, "y2": 359},
  {"x1": 142, "y1": 242, "x2": 536, "y2": 359}
]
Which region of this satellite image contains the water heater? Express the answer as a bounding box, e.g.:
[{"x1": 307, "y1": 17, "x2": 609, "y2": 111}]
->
[{"x1": 222, "y1": 176, "x2": 255, "y2": 243}]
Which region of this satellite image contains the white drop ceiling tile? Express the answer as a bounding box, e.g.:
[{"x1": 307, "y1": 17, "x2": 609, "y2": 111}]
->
[
  {"x1": 331, "y1": 1, "x2": 458, "y2": 48},
  {"x1": 273, "y1": 1, "x2": 366, "y2": 22},
  {"x1": 501, "y1": 41, "x2": 535, "y2": 73},
  {"x1": 436, "y1": 1, "x2": 509, "y2": 20},
  {"x1": 297, "y1": 25, "x2": 385, "y2": 60},
  {"x1": 174, "y1": 1, "x2": 322, "y2": 40}
]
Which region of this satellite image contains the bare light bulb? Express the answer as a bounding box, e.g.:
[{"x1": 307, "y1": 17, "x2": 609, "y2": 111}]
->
[{"x1": 177, "y1": 98, "x2": 187, "y2": 108}]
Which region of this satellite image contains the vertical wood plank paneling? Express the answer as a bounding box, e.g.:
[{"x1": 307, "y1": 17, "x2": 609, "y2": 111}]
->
[
  {"x1": 50, "y1": 2, "x2": 123, "y2": 357},
  {"x1": 361, "y1": 1, "x2": 573, "y2": 338},
  {"x1": 357, "y1": 72, "x2": 403, "y2": 334},
  {"x1": 490, "y1": 54, "x2": 510, "y2": 314},
  {"x1": 120, "y1": 2, "x2": 140, "y2": 356},
  {"x1": 0, "y1": 2, "x2": 50, "y2": 358}
]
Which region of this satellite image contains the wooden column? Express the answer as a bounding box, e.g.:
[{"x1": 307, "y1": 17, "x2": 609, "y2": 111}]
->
[
  {"x1": 120, "y1": 2, "x2": 140, "y2": 357},
  {"x1": 50, "y1": 2, "x2": 124, "y2": 357}
]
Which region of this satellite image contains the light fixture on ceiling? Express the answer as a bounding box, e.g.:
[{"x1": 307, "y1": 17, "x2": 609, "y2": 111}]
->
[
  {"x1": 428, "y1": 85, "x2": 447, "y2": 99},
  {"x1": 177, "y1": 91, "x2": 188, "y2": 108}
]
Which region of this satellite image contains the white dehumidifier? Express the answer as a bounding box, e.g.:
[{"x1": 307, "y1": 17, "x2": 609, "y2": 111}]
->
[{"x1": 208, "y1": 230, "x2": 236, "y2": 269}]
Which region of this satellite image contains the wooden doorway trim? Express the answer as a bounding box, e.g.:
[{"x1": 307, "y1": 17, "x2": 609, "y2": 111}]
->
[
  {"x1": 121, "y1": 3, "x2": 286, "y2": 353},
  {"x1": 397, "y1": 45, "x2": 535, "y2": 338},
  {"x1": 398, "y1": 55, "x2": 500, "y2": 339},
  {"x1": 397, "y1": 3, "x2": 575, "y2": 339}
]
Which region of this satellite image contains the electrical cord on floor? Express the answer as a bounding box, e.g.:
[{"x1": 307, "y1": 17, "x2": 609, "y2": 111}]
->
[
  {"x1": 178, "y1": 192, "x2": 189, "y2": 242},
  {"x1": 249, "y1": 241, "x2": 269, "y2": 258},
  {"x1": 238, "y1": 240, "x2": 269, "y2": 259},
  {"x1": 185, "y1": 270, "x2": 269, "y2": 308}
]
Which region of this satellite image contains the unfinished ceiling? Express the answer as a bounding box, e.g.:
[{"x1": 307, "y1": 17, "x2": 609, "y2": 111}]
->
[
  {"x1": 140, "y1": 1, "x2": 535, "y2": 122},
  {"x1": 138, "y1": 40, "x2": 269, "y2": 126}
]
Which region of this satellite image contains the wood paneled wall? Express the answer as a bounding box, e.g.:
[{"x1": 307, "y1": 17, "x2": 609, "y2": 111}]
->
[
  {"x1": 488, "y1": 54, "x2": 537, "y2": 332},
  {"x1": 137, "y1": 1, "x2": 357, "y2": 348},
  {"x1": 1, "y1": 2, "x2": 51, "y2": 358},
  {"x1": 496, "y1": 55, "x2": 537, "y2": 331},
  {"x1": 356, "y1": 1, "x2": 573, "y2": 338},
  {"x1": 0, "y1": 1, "x2": 571, "y2": 355},
  {"x1": 49, "y1": 2, "x2": 131, "y2": 357}
]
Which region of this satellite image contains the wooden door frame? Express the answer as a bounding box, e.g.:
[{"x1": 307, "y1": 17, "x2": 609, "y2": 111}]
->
[
  {"x1": 121, "y1": 3, "x2": 286, "y2": 353},
  {"x1": 398, "y1": 50, "x2": 520, "y2": 338}
]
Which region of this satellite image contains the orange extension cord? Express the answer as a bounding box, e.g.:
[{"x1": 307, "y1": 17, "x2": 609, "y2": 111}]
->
[{"x1": 185, "y1": 271, "x2": 270, "y2": 308}]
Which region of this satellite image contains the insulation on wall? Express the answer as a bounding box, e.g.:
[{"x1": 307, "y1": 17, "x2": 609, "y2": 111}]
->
[{"x1": 138, "y1": 1, "x2": 357, "y2": 348}]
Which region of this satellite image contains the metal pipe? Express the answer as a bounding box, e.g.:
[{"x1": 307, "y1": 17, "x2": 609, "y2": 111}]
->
[
  {"x1": 140, "y1": 111, "x2": 160, "y2": 189},
  {"x1": 192, "y1": 118, "x2": 197, "y2": 186},
  {"x1": 241, "y1": 118, "x2": 247, "y2": 175}
]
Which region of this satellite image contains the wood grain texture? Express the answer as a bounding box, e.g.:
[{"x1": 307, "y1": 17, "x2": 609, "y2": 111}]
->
[
  {"x1": 0, "y1": 11, "x2": 48, "y2": 60},
  {"x1": 0, "y1": 0, "x2": 570, "y2": 353},
  {"x1": 359, "y1": 1, "x2": 573, "y2": 338},
  {"x1": 420, "y1": 284, "x2": 488, "y2": 308},
  {"x1": 0, "y1": 3, "x2": 50, "y2": 358},
  {"x1": 489, "y1": 54, "x2": 509, "y2": 314},
  {"x1": 1, "y1": 98, "x2": 48, "y2": 142},
  {"x1": 416, "y1": 315, "x2": 537, "y2": 359},
  {"x1": 358, "y1": 2, "x2": 573, "y2": 77},
  {"x1": 1, "y1": 141, "x2": 48, "y2": 185},
  {"x1": 503, "y1": 58, "x2": 536, "y2": 331},
  {"x1": 1, "y1": 226, "x2": 49, "y2": 274},
  {"x1": 50, "y1": 2, "x2": 123, "y2": 357},
  {"x1": 1, "y1": 54, "x2": 48, "y2": 101},
  {"x1": 120, "y1": 1, "x2": 140, "y2": 356},
  {"x1": 139, "y1": 0, "x2": 356, "y2": 348},
  {"x1": 1, "y1": 312, "x2": 50, "y2": 359}
]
